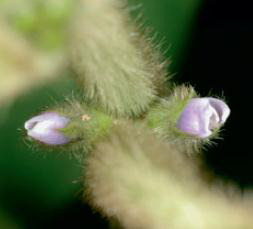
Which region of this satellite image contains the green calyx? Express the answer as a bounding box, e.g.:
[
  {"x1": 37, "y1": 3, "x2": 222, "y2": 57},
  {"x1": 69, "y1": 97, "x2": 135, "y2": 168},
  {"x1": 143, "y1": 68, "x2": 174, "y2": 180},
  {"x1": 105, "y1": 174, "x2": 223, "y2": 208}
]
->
[
  {"x1": 146, "y1": 85, "x2": 196, "y2": 136},
  {"x1": 59, "y1": 106, "x2": 114, "y2": 153},
  {"x1": 145, "y1": 85, "x2": 208, "y2": 153}
]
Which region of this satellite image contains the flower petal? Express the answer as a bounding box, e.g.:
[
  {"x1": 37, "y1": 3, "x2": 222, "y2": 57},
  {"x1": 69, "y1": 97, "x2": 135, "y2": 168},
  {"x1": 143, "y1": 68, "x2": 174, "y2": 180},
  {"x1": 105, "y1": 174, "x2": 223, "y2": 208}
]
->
[
  {"x1": 25, "y1": 112, "x2": 70, "y2": 145},
  {"x1": 176, "y1": 97, "x2": 230, "y2": 138},
  {"x1": 207, "y1": 98, "x2": 231, "y2": 124}
]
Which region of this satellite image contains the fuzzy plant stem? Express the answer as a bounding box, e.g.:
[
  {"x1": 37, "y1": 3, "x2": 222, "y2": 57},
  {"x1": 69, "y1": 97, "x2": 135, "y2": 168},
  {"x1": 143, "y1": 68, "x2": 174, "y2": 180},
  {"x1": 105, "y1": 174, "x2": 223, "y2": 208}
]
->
[
  {"x1": 86, "y1": 123, "x2": 253, "y2": 229},
  {"x1": 69, "y1": 0, "x2": 169, "y2": 117}
]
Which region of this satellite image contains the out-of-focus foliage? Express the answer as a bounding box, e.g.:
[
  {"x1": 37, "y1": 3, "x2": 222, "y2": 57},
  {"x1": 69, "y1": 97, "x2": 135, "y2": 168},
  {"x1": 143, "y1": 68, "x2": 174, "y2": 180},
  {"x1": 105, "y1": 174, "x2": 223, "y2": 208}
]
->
[
  {"x1": 0, "y1": 0, "x2": 74, "y2": 51},
  {"x1": 0, "y1": 0, "x2": 72, "y2": 106},
  {"x1": 0, "y1": 211, "x2": 21, "y2": 229}
]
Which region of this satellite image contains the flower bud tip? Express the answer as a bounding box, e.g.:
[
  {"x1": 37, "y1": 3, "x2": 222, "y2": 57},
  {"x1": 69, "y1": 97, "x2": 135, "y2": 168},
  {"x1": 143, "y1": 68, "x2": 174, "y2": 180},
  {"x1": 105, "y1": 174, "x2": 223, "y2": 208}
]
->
[
  {"x1": 24, "y1": 112, "x2": 71, "y2": 145},
  {"x1": 176, "y1": 98, "x2": 230, "y2": 138}
]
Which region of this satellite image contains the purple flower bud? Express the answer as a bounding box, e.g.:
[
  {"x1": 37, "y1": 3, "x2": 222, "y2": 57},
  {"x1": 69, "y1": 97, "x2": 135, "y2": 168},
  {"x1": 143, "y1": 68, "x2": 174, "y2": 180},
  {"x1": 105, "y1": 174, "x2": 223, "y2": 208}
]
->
[
  {"x1": 176, "y1": 98, "x2": 230, "y2": 138},
  {"x1": 24, "y1": 112, "x2": 71, "y2": 145}
]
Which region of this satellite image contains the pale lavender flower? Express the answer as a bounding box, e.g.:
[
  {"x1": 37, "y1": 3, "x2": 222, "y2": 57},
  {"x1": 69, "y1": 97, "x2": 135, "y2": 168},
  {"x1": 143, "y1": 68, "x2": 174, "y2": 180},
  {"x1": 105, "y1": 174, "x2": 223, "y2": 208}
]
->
[
  {"x1": 176, "y1": 98, "x2": 230, "y2": 138},
  {"x1": 24, "y1": 112, "x2": 70, "y2": 145}
]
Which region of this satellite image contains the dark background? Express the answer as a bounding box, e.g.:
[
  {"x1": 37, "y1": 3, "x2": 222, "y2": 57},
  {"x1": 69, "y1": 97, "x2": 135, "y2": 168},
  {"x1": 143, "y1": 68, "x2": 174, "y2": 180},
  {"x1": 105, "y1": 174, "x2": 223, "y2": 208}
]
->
[
  {"x1": 178, "y1": 0, "x2": 253, "y2": 189},
  {"x1": 0, "y1": 0, "x2": 252, "y2": 228}
]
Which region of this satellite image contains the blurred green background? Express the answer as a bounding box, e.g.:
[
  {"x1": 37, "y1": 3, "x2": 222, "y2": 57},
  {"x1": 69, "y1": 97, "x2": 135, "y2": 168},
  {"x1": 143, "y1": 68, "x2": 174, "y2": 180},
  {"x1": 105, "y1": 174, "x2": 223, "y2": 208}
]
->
[{"x1": 1, "y1": 0, "x2": 252, "y2": 228}]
